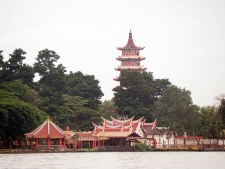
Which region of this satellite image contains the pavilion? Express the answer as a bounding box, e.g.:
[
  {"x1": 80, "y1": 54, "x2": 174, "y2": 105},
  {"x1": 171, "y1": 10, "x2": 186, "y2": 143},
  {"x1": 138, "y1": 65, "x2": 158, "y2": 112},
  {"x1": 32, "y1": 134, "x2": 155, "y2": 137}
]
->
[{"x1": 25, "y1": 116, "x2": 68, "y2": 150}]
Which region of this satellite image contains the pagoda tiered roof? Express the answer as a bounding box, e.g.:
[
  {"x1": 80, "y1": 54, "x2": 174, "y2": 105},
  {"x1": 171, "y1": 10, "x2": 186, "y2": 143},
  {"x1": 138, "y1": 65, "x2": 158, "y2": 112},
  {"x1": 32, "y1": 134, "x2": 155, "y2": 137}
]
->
[
  {"x1": 115, "y1": 66, "x2": 147, "y2": 71},
  {"x1": 116, "y1": 55, "x2": 146, "y2": 61},
  {"x1": 25, "y1": 117, "x2": 67, "y2": 139},
  {"x1": 117, "y1": 30, "x2": 144, "y2": 50}
]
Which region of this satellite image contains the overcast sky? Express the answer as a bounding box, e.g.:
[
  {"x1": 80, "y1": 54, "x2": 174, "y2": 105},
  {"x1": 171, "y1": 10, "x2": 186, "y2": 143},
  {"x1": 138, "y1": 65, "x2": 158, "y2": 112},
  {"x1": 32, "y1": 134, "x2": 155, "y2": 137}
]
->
[{"x1": 0, "y1": 0, "x2": 225, "y2": 107}]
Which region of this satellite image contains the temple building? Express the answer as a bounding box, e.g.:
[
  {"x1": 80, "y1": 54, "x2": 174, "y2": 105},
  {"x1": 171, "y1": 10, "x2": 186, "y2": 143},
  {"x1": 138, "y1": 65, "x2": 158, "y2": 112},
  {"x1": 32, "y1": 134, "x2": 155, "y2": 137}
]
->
[
  {"x1": 25, "y1": 117, "x2": 102, "y2": 150},
  {"x1": 25, "y1": 116, "x2": 68, "y2": 149},
  {"x1": 25, "y1": 116, "x2": 199, "y2": 150},
  {"x1": 25, "y1": 116, "x2": 160, "y2": 150},
  {"x1": 114, "y1": 30, "x2": 147, "y2": 81},
  {"x1": 92, "y1": 116, "x2": 159, "y2": 147}
]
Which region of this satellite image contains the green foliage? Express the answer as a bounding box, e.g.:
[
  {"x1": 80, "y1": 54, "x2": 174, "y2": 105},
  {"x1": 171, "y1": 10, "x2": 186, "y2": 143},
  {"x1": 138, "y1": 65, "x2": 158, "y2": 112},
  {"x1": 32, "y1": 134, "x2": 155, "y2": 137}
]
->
[
  {"x1": 134, "y1": 142, "x2": 154, "y2": 151},
  {"x1": 153, "y1": 85, "x2": 201, "y2": 136},
  {"x1": 218, "y1": 99, "x2": 225, "y2": 126},
  {"x1": 114, "y1": 71, "x2": 170, "y2": 122},
  {"x1": 60, "y1": 94, "x2": 101, "y2": 131},
  {"x1": 99, "y1": 100, "x2": 116, "y2": 119},
  {"x1": 0, "y1": 48, "x2": 104, "y2": 142},
  {"x1": 34, "y1": 49, "x2": 60, "y2": 77},
  {"x1": 65, "y1": 71, "x2": 104, "y2": 110},
  {"x1": 0, "y1": 89, "x2": 46, "y2": 138},
  {"x1": 0, "y1": 49, "x2": 35, "y2": 85}
]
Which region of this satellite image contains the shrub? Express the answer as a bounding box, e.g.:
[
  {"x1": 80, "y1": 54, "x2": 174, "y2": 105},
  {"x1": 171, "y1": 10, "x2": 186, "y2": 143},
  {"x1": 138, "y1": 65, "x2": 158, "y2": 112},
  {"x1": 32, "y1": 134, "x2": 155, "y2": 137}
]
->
[{"x1": 134, "y1": 142, "x2": 154, "y2": 151}]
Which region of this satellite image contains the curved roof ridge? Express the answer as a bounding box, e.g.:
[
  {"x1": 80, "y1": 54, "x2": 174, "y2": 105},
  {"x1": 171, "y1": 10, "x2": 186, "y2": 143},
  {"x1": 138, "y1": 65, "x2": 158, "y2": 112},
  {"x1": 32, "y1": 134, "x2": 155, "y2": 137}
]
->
[
  {"x1": 49, "y1": 121, "x2": 67, "y2": 135},
  {"x1": 31, "y1": 120, "x2": 48, "y2": 136}
]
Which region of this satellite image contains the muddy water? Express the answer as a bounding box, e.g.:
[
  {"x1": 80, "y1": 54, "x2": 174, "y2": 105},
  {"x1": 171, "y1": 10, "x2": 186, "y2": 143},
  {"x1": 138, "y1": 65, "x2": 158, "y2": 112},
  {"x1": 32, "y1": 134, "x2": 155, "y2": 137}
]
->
[{"x1": 0, "y1": 152, "x2": 224, "y2": 169}]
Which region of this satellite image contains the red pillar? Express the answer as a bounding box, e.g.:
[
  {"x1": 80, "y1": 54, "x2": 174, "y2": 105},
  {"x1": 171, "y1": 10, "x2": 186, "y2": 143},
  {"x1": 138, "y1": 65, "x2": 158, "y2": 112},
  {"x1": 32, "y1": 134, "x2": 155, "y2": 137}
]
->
[
  {"x1": 35, "y1": 138, "x2": 38, "y2": 150},
  {"x1": 78, "y1": 141, "x2": 80, "y2": 149},
  {"x1": 30, "y1": 139, "x2": 33, "y2": 149},
  {"x1": 73, "y1": 141, "x2": 76, "y2": 149},
  {"x1": 58, "y1": 138, "x2": 61, "y2": 149},
  {"x1": 63, "y1": 138, "x2": 66, "y2": 149},
  {"x1": 47, "y1": 137, "x2": 50, "y2": 149}
]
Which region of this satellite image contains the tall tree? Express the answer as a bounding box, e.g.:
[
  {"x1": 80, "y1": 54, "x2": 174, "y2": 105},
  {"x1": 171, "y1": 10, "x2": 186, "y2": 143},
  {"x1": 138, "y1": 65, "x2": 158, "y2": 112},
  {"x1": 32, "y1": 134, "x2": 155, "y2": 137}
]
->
[
  {"x1": 34, "y1": 49, "x2": 60, "y2": 77},
  {"x1": 61, "y1": 94, "x2": 101, "y2": 131},
  {"x1": 0, "y1": 50, "x2": 4, "y2": 71},
  {"x1": 0, "y1": 49, "x2": 35, "y2": 84},
  {"x1": 153, "y1": 85, "x2": 201, "y2": 136},
  {"x1": 113, "y1": 71, "x2": 170, "y2": 122},
  {"x1": 99, "y1": 100, "x2": 116, "y2": 119},
  {"x1": 33, "y1": 49, "x2": 66, "y2": 116},
  {"x1": 0, "y1": 81, "x2": 46, "y2": 141},
  {"x1": 65, "y1": 71, "x2": 104, "y2": 110}
]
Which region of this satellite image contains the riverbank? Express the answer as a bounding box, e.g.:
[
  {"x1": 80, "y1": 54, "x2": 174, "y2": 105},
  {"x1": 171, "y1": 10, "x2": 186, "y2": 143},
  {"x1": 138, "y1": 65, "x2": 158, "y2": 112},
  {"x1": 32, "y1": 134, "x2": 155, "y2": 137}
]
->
[
  {"x1": 0, "y1": 147, "x2": 224, "y2": 154},
  {"x1": 0, "y1": 149, "x2": 94, "y2": 154}
]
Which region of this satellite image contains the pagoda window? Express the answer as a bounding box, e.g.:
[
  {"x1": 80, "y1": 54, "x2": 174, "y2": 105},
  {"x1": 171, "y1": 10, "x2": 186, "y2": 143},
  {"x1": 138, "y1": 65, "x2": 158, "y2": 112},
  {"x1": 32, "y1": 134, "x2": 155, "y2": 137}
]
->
[
  {"x1": 126, "y1": 64, "x2": 128, "y2": 66},
  {"x1": 132, "y1": 64, "x2": 134, "y2": 66},
  {"x1": 138, "y1": 63, "x2": 140, "y2": 66},
  {"x1": 132, "y1": 53, "x2": 134, "y2": 56},
  {"x1": 137, "y1": 52, "x2": 139, "y2": 56},
  {"x1": 126, "y1": 54, "x2": 128, "y2": 56}
]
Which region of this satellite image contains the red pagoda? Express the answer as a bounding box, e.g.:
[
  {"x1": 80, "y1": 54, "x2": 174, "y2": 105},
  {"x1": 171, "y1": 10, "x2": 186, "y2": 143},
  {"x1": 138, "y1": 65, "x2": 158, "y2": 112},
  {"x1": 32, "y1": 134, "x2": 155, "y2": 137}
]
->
[{"x1": 114, "y1": 30, "x2": 147, "y2": 81}]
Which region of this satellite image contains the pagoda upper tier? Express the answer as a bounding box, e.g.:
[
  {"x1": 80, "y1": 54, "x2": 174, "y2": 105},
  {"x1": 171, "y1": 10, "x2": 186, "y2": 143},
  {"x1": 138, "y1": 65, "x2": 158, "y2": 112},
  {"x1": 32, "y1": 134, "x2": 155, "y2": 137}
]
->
[
  {"x1": 114, "y1": 30, "x2": 147, "y2": 73},
  {"x1": 117, "y1": 30, "x2": 145, "y2": 50}
]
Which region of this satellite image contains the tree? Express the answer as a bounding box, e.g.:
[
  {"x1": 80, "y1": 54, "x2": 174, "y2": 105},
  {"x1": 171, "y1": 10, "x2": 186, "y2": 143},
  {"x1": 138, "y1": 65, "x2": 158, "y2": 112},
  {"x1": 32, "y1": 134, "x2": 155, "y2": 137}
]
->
[
  {"x1": 60, "y1": 94, "x2": 101, "y2": 131},
  {"x1": 218, "y1": 96, "x2": 225, "y2": 126},
  {"x1": 99, "y1": 100, "x2": 116, "y2": 119},
  {"x1": 0, "y1": 49, "x2": 34, "y2": 85},
  {"x1": 65, "y1": 71, "x2": 104, "y2": 110},
  {"x1": 0, "y1": 50, "x2": 4, "y2": 71},
  {"x1": 113, "y1": 71, "x2": 170, "y2": 122},
  {"x1": 0, "y1": 86, "x2": 46, "y2": 143},
  {"x1": 153, "y1": 85, "x2": 201, "y2": 136},
  {"x1": 33, "y1": 49, "x2": 66, "y2": 118},
  {"x1": 34, "y1": 49, "x2": 60, "y2": 77}
]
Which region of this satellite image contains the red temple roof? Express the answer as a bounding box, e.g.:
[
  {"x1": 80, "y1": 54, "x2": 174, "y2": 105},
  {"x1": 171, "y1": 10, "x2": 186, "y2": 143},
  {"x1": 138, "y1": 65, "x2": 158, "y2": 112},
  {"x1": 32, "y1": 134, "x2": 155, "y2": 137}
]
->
[
  {"x1": 25, "y1": 116, "x2": 66, "y2": 139},
  {"x1": 117, "y1": 30, "x2": 145, "y2": 50}
]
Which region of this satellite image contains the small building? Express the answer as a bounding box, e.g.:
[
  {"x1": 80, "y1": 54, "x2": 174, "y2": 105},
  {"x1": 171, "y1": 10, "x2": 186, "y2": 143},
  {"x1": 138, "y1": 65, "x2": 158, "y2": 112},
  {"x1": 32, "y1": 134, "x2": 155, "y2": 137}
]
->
[{"x1": 25, "y1": 117, "x2": 67, "y2": 149}]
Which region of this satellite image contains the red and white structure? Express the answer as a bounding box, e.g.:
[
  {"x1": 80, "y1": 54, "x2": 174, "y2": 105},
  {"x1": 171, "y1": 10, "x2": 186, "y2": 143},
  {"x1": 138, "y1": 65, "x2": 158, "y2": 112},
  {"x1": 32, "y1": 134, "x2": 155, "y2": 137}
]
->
[
  {"x1": 114, "y1": 30, "x2": 147, "y2": 81},
  {"x1": 25, "y1": 116, "x2": 67, "y2": 149}
]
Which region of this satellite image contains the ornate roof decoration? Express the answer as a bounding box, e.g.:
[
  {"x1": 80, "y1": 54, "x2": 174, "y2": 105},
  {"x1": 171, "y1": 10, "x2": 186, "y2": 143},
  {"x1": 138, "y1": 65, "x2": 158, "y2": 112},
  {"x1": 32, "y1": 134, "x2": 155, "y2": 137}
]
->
[{"x1": 117, "y1": 30, "x2": 145, "y2": 50}]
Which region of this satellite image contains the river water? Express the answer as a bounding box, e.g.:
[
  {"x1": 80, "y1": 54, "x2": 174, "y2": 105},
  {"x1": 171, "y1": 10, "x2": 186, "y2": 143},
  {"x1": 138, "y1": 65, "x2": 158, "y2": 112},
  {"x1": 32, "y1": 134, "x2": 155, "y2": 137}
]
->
[{"x1": 0, "y1": 152, "x2": 224, "y2": 169}]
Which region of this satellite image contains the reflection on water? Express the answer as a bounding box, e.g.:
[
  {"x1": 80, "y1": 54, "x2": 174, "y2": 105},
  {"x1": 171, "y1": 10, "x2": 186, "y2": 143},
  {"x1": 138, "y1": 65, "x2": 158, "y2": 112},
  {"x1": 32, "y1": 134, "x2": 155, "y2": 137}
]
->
[{"x1": 0, "y1": 152, "x2": 224, "y2": 169}]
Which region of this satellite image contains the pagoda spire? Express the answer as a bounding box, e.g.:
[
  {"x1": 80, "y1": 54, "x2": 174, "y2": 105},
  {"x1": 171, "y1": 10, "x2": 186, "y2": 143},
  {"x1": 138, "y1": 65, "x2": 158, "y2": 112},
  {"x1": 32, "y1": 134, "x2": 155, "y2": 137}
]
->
[{"x1": 129, "y1": 29, "x2": 132, "y2": 38}]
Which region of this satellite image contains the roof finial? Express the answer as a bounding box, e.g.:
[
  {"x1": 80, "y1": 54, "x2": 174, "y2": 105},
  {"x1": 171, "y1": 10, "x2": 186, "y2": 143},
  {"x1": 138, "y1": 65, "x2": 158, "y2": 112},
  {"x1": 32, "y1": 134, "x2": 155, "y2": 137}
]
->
[
  {"x1": 129, "y1": 29, "x2": 132, "y2": 38},
  {"x1": 47, "y1": 116, "x2": 50, "y2": 121}
]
